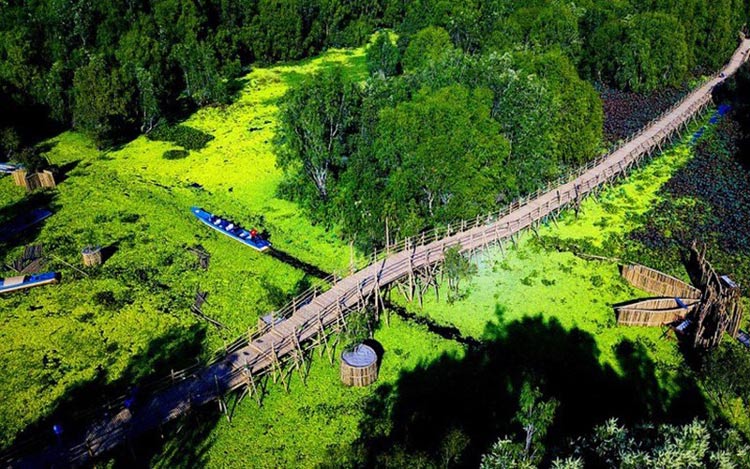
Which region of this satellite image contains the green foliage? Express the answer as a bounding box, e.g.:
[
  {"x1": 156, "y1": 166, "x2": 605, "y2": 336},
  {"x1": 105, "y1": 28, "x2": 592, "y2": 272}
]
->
[
  {"x1": 402, "y1": 26, "x2": 454, "y2": 72},
  {"x1": 586, "y1": 12, "x2": 690, "y2": 92},
  {"x1": 14, "y1": 146, "x2": 49, "y2": 172},
  {"x1": 147, "y1": 123, "x2": 215, "y2": 151},
  {"x1": 276, "y1": 66, "x2": 362, "y2": 204},
  {"x1": 525, "y1": 50, "x2": 604, "y2": 166},
  {"x1": 366, "y1": 32, "x2": 401, "y2": 77},
  {"x1": 571, "y1": 418, "x2": 750, "y2": 467},
  {"x1": 0, "y1": 0, "x2": 384, "y2": 146},
  {"x1": 701, "y1": 342, "x2": 750, "y2": 435},
  {"x1": 162, "y1": 149, "x2": 189, "y2": 160},
  {"x1": 481, "y1": 383, "x2": 558, "y2": 468},
  {"x1": 338, "y1": 84, "x2": 510, "y2": 244},
  {"x1": 341, "y1": 307, "x2": 377, "y2": 350},
  {"x1": 72, "y1": 55, "x2": 129, "y2": 146},
  {"x1": 444, "y1": 245, "x2": 478, "y2": 302},
  {"x1": 172, "y1": 38, "x2": 229, "y2": 106},
  {"x1": 0, "y1": 47, "x2": 364, "y2": 449},
  {"x1": 481, "y1": 438, "x2": 537, "y2": 469},
  {"x1": 0, "y1": 127, "x2": 20, "y2": 159}
]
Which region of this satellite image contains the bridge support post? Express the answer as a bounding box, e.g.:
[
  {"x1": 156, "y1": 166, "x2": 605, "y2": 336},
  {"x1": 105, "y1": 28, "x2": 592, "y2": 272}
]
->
[
  {"x1": 269, "y1": 344, "x2": 289, "y2": 392},
  {"x1": 291, "y1": 329, "x2": 308, "y2": 385},
  {"x1": 240, "y1": 361, "x2": 262, "y2": 406},
  {"x1": 214, "y1": 375, "x2": 230, "y2": 423}
]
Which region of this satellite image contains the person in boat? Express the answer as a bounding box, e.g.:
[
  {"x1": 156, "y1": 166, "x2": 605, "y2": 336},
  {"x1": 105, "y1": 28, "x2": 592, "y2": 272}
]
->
[
  {"x1": 213, "y1": 218, "x2": 223, "y2": 226},
  {"x1": 226, "y1": 223, "x2": 235, "y2": 231},
  {"x1": 250, "y1": 228, "x2": 258, "y2": 240}
]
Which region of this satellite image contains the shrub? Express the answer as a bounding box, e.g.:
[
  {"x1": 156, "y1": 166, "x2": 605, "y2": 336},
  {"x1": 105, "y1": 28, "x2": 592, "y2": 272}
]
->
[
  {"x1": 148, "y1": 123, "x2": 214, "y2": 151},
  {"x1": 163, "y1": 149, "x2": 189, "y2": 160}
]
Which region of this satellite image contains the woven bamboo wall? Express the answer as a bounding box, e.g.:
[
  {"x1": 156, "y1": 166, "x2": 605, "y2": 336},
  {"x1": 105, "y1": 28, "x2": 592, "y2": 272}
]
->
[
  {"x1": 689, "y1": 242, "x2": 744, "y2": 347},
  {"x1": 37, "y1": 170, "x2": 56, "y2": 189},
  {"x1": 616, "y1": 308, "x2": 685, "y2": 327},
  {"x1": 340, "y1": 360, "x2": 378, "y2": 387},
  {"x1": 621, "y1": 264, "x2": 701, "y2": 299},
  {"x1": 13, "y1": 170, "x2": 56, "y2": 191},
  {"x1": 11, "y1": 169, "x2": 27, "y2": 187},
  {"x1": 82, "y1": 247, "x2": 102, "y2": 267}
]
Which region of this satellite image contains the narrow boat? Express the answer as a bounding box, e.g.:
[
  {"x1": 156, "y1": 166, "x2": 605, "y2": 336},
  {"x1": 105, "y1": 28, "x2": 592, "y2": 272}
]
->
[
  {"x1": 191, "y1": 207, "x2": 271, "y2": 252},
  {"x1": 0, "y1": 163, "x2": 20, "y2": 174},
  {"x1": 0, "y1": 272, "x2": 59, "y2": 294}
]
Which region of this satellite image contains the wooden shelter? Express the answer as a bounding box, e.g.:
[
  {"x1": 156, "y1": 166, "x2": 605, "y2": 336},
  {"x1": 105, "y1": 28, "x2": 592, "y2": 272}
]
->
[
  {"x1": 617, "y1": 243, "x2": 743, "y2": 349},
  {"x1": 81, "y1": 246, "x2": 102, "y2": 267},
  {"x1": 340, "y1": 344, "x2": 378, "y2": 387},
  {"x1": 12, "y1": 169, "x2": 56, "y2": 192},
  {"x1": 615, "y1": 297, "x2": 700, "y2": 327}
]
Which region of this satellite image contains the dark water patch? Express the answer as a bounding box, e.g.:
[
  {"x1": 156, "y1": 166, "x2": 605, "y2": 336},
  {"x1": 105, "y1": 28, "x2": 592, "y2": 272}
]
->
[{"x1": 382, "y1": 298, "x2": 480, "y2": 348}]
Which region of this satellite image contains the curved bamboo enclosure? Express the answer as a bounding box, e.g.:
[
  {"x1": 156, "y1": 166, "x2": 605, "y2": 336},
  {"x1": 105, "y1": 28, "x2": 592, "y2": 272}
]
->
[
  {"x1": 615, "y1": 297, "x2": 699, "y2": 326},
  {"x1": 621, "y1": 264, "x2": 701, "y2": 299},
  {"x1": 340, "y1": 344, "x2": 378, "y2": 387},
  {"x1": 81, "y1": 246, "x2": 102, "y2": 267}
]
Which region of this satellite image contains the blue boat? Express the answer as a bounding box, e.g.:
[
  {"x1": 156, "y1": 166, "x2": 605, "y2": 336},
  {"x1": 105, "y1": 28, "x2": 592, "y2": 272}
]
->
[
  {"x1": 0, "y1": 163, "x2": 21, "y2": 174},
  {"x1": 191, "y1": 207, "x2": 271, "y2": 252},
  {"x1": 0, "y1": 272, "x2": 59, "y2": 294}
]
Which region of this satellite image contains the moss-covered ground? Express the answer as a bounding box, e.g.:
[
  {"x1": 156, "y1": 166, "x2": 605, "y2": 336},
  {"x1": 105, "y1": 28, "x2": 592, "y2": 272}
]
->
[{"x1": 0, "y1": 47, "x2": 367, "y2": 447}]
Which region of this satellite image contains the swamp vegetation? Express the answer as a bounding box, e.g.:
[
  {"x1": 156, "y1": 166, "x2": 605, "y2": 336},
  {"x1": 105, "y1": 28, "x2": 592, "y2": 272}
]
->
[{"x1": 2, "y1": 0, "x2": 750, "y2": 467}]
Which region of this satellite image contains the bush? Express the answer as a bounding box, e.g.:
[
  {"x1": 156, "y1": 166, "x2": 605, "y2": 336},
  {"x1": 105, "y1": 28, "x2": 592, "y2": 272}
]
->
[
  {"x1": 162, "y1": 149, "x2": 189, "y2": 160},
  {"x1": 147, "y1": 123, "x2": 214, "y2": 151}
]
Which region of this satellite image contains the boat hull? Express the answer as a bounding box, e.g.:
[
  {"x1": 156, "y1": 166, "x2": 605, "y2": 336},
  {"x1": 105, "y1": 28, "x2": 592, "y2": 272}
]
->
[
  {"x1": 191, "y1": 207, "x2": 271, "y2": 252},
  {"x1": 0, "y1": 272, "x2": 59, "y2": 294}
]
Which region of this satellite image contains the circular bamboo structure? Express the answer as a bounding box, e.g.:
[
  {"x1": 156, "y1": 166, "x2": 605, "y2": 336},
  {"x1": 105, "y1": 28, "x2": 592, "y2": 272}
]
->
[
  {"x1": 340, "y1": 344, "x2": 378, "y2": 387},
  {"x1": 82, "y1": 246, "x2": 102, "y2": 267}
]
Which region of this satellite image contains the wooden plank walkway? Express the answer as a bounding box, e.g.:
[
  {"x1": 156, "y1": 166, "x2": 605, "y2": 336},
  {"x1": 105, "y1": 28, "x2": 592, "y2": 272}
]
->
[{"x1": 7, "y1": 38, "x2": 750, "y2": 468}]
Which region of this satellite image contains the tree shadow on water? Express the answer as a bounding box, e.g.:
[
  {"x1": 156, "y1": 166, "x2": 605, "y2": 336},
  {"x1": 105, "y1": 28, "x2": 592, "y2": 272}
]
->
[{"x1": 330, "y1": 306, "x2": 705, "y2": 468}]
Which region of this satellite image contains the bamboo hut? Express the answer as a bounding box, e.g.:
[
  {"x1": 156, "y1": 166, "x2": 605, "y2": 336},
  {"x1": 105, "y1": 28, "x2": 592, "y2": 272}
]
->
[
  {"x1": 340, "y1": 344, "x2": 378, "y2": 387},
  {"x1": 81, "y1": 246, "x2": 102, "y2": 267},
  {"x1": 12, "y1": 169, "x2": 56, "y2": 192}
]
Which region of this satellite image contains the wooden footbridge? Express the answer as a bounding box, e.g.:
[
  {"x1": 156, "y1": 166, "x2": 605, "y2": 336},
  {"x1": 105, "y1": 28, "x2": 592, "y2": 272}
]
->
[{"x1": 6, "y1": 39, "x2": 750, "y2": 468}]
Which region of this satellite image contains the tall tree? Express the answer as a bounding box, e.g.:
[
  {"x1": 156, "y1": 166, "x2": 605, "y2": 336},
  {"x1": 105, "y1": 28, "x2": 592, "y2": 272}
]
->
[
  {"x1": 367, "y1": 32, "x2": 401, "y2": 78},
  {"x1": 402, "y1": 26, "x2": 454, "y2": 72},
  {"x1": 72, "y1": 55, "x2": 128, "y2": 145},
  {"x1": 365, "y1": 85, "x2": 510, "y2": 239},
  {"x1": 481, "y1": 383, "x2": 558, "y2": 469},
  {"x1": 276, "y1": 67, "x2": 362, "y2": 204}
]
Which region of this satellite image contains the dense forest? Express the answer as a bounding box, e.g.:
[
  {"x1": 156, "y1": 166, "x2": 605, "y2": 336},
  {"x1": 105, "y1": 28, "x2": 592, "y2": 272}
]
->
[
  {"x1": 1, "y1": 0, "x2": 746, "y2": 148},
  {"x1": 1, "y1": 1, "x2": 747, "y2": 248},
  {"x1": 273, "y1": 0, "x2": 749, "y2": 247}
]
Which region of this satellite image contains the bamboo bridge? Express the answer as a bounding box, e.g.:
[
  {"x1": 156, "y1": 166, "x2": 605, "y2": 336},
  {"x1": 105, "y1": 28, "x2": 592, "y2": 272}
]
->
[{"x1": 6, "y1": 38, "x2": 750, "y2": 468}]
